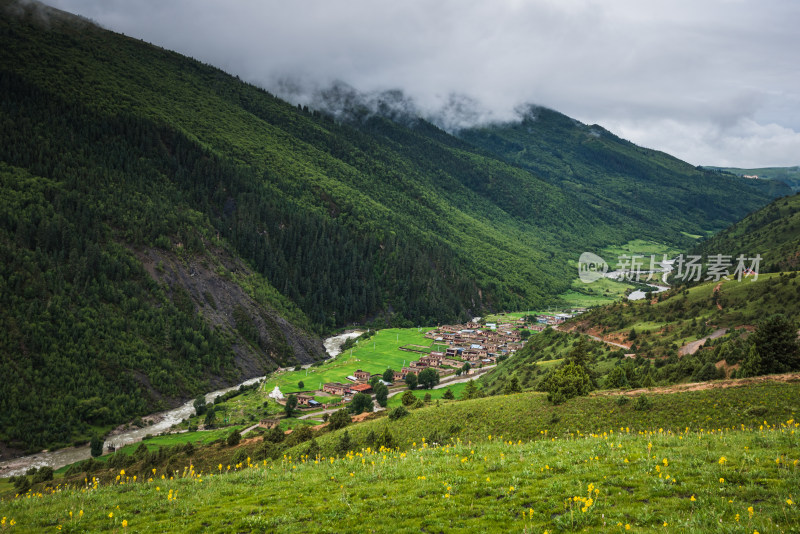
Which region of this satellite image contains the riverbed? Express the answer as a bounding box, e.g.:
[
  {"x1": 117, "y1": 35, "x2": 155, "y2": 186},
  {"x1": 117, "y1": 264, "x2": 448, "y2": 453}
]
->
[
  {"x1": 0, "y1": 332, "x2": 359, "y2": 478},
  {"x1": 627, "y1": 284, "x2": 669, "y2": 300}
]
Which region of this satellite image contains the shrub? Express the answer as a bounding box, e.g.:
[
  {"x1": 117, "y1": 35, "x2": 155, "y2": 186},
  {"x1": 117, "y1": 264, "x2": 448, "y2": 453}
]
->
[
  {"x1": 232, "y1": 449, "x2": 248, "y2": 465},
  {"x1": 227, "y1": 430, "x2": 241, "y2": 447},
  {"x1": 304, "y1": 438, "x2": 320, "y2": 458},
  {"x1": 336, "y1": 431, "x2": 353, "y2": 455},
  {"x1": 90, "y1": 434, "x2": 103, "y2": 458},
  {"x1": 365, "y1": 429, "x2": 377, "y2": 447},
  {"x1": 348, "y1": 392, "x2": 373, "y2": 415},
  {"x1": 374, "y1": 382, "x2": 389, "y2": 407},
  {"x1": 264, "y1": 426, "x2": 285, "y2": 443},
  {"x1": 546, "y1": 363, "x2": 593, "y2": 404},
  {"x1": 405, "y1": 373, "x2": 418, "y2": 390},
  {"x1": 745, "y1": 405, "x2": 768, "y2": 417},
  {"x1": 254, "y1": 441, "x2": 279, "y2": 461},
  {"x1": 32, "y1": 466, "x2": 53, "y2": 484},
  {"x1": 285, "y1": 425, "x2": 313, "y2": 447},
  {"x1": 328, "y1": 409, "x2": 351, "y2": 430},
  {"x1": 375, "y1": 427, "x2": 395, "y2": 450},
  {"x1": 401, "y1": 390, "x2": 416, "y2": 407},
  {"x1": 388, "y1": 406, "x2": 409, "y2": 420},
  {"x1": 605, "y1": 366, "x2": 629, "y2": 389},
  {"x1": 12, "y1": 475, "x2": 31, "y2": 493},
  {"x1": 634, "y1": 394, "x2": 652, "y2": 411},
  {"x1": 504, "y1": 376, "x2": 522, "y2": 394}
]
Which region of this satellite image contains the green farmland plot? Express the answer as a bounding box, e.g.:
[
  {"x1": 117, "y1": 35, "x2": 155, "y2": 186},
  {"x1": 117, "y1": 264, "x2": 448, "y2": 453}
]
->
[{"x1": 263, "y1": 328, "x2": 435, "y2": 394}]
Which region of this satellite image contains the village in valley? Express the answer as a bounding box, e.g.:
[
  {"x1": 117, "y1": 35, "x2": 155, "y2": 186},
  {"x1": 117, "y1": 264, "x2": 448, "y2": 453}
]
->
[{"x1": 265, "y1": 310, "x2": 586, "y2": 415}]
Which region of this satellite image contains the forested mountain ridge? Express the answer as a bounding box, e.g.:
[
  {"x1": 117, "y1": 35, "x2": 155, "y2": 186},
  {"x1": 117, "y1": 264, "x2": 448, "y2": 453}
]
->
[
  {"x1": 0, "y1": 0, "x2": 789, "y2": 453},
  {"x1": 693, "y1": 192, "x2": 800, "y2": 272},
  {"x1": 705, "y1": 166, "x2": 800, "y2": 192},
  {"x1": 459, "y1": 107, "x2": 791, "y2": 237}
]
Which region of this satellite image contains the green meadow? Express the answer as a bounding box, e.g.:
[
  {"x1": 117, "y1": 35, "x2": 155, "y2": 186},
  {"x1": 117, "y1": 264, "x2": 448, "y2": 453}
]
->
[
  {"x1": 2, "y1": 419, "x2": 797, "y2": 532},
  {"x1": 263, "y1": 328, "x2": 435, "y2": 395}
]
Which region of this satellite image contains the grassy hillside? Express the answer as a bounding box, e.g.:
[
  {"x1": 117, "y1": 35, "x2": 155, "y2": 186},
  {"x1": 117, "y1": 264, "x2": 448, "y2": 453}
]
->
[
  {"x1": 298, "y1": 380, "x2": 800, "y2": 456},
  {"x1": 2, "y1": 382, "x2": 799, "y2": 532},
  {"x1": 693, "y1": 192, "x2": 800, "y2": 272},
  {"x1": 569, "y1": 272, "x2": 800, "y2": 354}
]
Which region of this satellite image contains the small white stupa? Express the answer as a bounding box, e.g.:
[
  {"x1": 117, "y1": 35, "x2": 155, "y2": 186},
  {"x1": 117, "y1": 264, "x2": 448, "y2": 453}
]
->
[{"x1": 268, "y1": 385, "x2": 284, "y2": 401}]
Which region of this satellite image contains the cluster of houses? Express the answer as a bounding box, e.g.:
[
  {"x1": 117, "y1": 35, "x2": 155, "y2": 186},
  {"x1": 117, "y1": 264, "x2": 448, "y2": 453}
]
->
[
  {"x1": 271, "y1": 314, "x2": 590, "y2": 412},
  {"x1": 533, "y1": 311, "x2": 583, "y2": 326},
  {"x1": 423, "y1": 319, "x2": 528, "y2": 361}
]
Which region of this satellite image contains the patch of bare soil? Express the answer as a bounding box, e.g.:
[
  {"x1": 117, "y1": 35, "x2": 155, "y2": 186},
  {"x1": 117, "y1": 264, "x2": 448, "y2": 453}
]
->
[
  {"x1": 713, "y1": 282, "x2": 723, "y2": 310},
  {"x1": 593, "y1": 372, "x2": 800, "y2": 397},
  {"x1": 351, "y1": 412, "x2": 373, "y2": 423}
]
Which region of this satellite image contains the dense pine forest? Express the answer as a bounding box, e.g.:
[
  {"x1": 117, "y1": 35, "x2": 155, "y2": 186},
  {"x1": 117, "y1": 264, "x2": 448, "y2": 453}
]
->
[{"x1": 0, "y1": 1, "x2": 791, "y2": 452}]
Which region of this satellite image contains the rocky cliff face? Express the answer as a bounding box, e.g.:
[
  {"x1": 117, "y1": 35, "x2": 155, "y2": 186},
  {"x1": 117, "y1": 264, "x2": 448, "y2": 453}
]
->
[{"x1": 137, "y1": 245, "x2": 325, "y2": 384}]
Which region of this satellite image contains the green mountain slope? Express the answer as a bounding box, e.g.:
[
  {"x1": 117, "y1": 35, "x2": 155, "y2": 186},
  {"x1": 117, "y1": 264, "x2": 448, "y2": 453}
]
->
[
  {"x1": 694, "y1": 192, "x2": 800, "y2": 272},
  {"x1": 706, "y1": 166, "x2": 800, "y2": 192},
  {"x1": 0, "y1": 1, "x2": 790, "y2": 452},
  {"x1": 459, "y1": 107, "x2": 792, "y2": 237}
]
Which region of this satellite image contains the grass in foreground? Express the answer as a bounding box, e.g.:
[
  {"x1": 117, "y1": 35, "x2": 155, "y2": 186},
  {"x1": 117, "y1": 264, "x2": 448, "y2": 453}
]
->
[{"x1": 1, "y1": 424, "x2": 797, "y2": 532}]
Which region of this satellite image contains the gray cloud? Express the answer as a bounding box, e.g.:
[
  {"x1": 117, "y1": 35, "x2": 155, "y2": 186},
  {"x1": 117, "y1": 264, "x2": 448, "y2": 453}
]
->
[{"x1": 46, "y1": 0, "x2": 800, "y2": 167}]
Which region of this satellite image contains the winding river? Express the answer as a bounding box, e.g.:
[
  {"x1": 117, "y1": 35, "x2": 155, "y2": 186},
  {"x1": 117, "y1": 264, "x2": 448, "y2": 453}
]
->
[{"x1": 0, "y1": 332, "x2": 361, "y2": 478}]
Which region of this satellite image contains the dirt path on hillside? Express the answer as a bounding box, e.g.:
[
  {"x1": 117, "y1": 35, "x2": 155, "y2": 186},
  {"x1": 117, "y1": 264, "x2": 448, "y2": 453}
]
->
[
  {"x1": 553, "y1": 324, "x2": 630, "y2": 350},
  {"x1": 713, "y1": 282, "x2": 723, "y2": 310},
  {"x1": 593, "y1": 372, "x2": 800, "y2": 397},
  {"x1": 678, "y1": 328, "x2": 727, "y2": 356}
]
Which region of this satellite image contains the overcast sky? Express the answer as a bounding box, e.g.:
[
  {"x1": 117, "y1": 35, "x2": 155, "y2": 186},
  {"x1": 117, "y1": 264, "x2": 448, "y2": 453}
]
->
[{"x1": 46, "y1": 0, "x2": 800, "y2": 168}]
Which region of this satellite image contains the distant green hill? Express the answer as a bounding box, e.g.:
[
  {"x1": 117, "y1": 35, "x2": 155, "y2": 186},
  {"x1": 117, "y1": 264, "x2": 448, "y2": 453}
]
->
[
  {"x1": 705, "y1": 166, "x2": 800, "y2": 192},
  {"x1": 459, "y1": 108, "x2": 792, "y2": 236},
  {"x1": 0, "y1": 0, "x2": 790, "y2": 452},
  {"x1": 694, "y1": 192, "x2": 800, "y2": 272}
]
